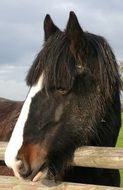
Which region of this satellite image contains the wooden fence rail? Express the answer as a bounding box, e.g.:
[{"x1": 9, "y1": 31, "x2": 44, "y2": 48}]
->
[
  {"x1": 0, "y1": 175, "x2": 123, "y2": 190},
  {"x1": 0, "y1": 142, "x2": 123, "y2": 189},
  {"x1": 1, "y1": 142, "x2": 123, "y2": 169}
]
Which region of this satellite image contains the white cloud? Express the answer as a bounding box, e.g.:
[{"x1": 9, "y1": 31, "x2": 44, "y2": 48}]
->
[
  {"x1": 0, "y1": 63, "x2": 29, "y2": 100},
  {"x1": 0, "y1": 55, "x2": 33, "y2": 100},
  {"x1": 0, "y1": 79, "x2": 28, "y2": 101}
]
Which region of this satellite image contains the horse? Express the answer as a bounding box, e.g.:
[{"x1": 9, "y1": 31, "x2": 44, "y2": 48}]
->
[
  {"x1": 4, "y1": 12, "x2": 121, "y2": 187},
  {"x1": 0, "y1": 97, "x2": 23, "y2": 175}
]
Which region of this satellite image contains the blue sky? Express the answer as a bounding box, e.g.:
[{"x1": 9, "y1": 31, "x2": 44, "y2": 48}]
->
[{"x1": 0, "y1": 0, "x2": 123, "y2": 100}]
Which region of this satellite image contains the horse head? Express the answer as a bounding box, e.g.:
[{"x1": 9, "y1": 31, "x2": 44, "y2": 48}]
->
[{"x1": 5, "y1": 12, "x2": 120, "y2": 183}]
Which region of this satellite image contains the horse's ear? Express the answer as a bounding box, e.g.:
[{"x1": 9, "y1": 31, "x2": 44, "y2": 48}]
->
[
  {"x1": 44, "y1": 14, "x2": 60, "y2": 41},
  {"x1": 66, "y1": 12, "x2": 84, "y2": 52}
]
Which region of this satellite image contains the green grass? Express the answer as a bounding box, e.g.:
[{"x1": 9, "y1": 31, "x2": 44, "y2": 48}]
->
[{"x1": 116, "y1": 113, "x2": 123, "y2": 187}]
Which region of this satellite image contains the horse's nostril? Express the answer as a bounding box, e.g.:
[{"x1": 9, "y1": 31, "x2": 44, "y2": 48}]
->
[{"x1": 18, "y1": 160, "x2": 31, "y2": 178}]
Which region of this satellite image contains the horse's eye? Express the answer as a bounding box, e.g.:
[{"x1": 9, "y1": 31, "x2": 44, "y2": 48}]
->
[
  {"x1": 76, "y1": 64, "x2": 82, "y2": 69},
  {"x1": 76, "y1": 64, "x2": 84, "y2": 73},
  {"x1": 57, "y1": 89, "x2": 68, "y2": 95}
]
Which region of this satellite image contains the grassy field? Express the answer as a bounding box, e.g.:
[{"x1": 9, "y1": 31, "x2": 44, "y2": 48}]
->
[{"x1": 116, "y1": 113, "x2": 123, "y2": 187}]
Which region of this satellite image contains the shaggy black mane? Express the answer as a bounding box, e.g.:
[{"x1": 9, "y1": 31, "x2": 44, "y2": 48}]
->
[{"x1": 26, "y1": 30, "x2": 120, "y2": 98}]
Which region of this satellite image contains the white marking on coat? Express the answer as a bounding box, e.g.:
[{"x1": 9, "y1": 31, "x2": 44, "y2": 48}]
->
[
  {"x1": 55, "y1": 104, "x2": 63, "y2": 122},
  {"x1": 5, "y1": 74, "x2": 44, "y2": 178}
]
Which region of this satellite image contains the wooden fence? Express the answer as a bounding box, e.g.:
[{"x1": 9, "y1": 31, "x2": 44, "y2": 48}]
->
[{"x1": 0, "y1": 142, "x2": 123, "y2": 189}]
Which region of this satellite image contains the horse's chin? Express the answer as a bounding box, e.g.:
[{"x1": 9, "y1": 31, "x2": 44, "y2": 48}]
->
[
  {"x1": 32, "y1": 171, "x2": 46, "y2": 182},
  {"x1": 30, "y1": 162, "x2": 48, "y2": 182},
  {"x1": 15, "y1": 168, "x2": 47, "y2": 182},
  {"x1": 20, "y1": 162, "x2": 48, "y2": 182}
]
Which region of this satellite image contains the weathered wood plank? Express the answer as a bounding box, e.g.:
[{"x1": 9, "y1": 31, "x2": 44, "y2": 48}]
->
[
  {"x1": 1, "y1": 142, "x2": 123, "y2": 169},
  {"x1": 74, "y1": 146, "x2": 123, "y2": 169},
  {"x1": 0, "y1": 142, "x2": 6, "y2": 161},
  {"x1": 0, "y1": 176, "x2": 122, "y2": 190}
]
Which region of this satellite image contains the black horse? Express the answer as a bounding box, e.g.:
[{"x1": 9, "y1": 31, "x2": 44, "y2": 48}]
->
[{"x1": 5, "y1": 12, "x2": 121, "y2": 187}]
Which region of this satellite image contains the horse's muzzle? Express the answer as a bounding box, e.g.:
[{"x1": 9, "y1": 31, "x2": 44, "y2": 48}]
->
[
  {"x1": 18, "y1": 158, "x2": 31, "y2": 178},
  {"x1": 16, "y1": 143, "x2": 48, "y2": 180},
  {"x1": 17, "y1": 156, "x2": 47, "y2": 181}
]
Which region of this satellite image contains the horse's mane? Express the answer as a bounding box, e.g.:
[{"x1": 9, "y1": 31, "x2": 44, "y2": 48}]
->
[
  {"x1": 26, "y1": 30, "x2": 120, "y2": 98},
  {"x1": 84, "y1": 32, "x2": 120, "y2": 96},
  {"x1": 26, "y1": 31, "x2": 75, "y2": 90}
]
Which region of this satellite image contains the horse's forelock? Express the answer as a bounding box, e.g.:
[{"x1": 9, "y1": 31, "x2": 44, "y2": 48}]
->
[
  {"x1": 43, "y1": 35, "x2": 76, "y2": 91},
  {"x1": 26, "y1": 31, "x2": 77, "y2": 91}
]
